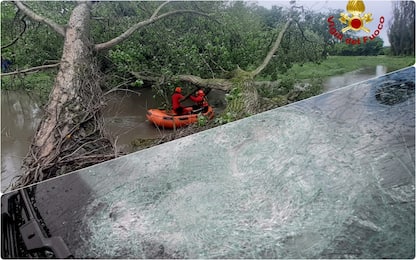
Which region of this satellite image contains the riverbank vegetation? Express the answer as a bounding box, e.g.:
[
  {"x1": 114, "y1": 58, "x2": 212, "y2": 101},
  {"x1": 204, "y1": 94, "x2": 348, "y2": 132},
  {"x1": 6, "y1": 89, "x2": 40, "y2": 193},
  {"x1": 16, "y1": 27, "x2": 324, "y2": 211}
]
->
[
  {"x1": 1, "y1": 71, "x2": 56, "y2": 104},
  {"x1": 284, "y1": 55, "x2": 415, "y2": 80},
  {"x1": 1, "y1": 1, "x2": 414, "y2": 188},
  {"x1": 1, "y1": 55, "x2": 413, "y2": 104}
]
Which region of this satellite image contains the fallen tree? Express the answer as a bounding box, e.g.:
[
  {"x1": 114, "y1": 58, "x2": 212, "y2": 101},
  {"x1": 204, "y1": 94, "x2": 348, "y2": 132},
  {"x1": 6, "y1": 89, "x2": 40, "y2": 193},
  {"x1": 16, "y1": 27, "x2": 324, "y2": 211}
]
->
[
  {"x1": 10, "y1": 1, "x2": 322, "y2": 189},
  {"x1": 11, "y1": 1, "x2": 212, "y2": 189},
  {"x1": 132, "y1": 13, "x2": 306, "y2": 121}
]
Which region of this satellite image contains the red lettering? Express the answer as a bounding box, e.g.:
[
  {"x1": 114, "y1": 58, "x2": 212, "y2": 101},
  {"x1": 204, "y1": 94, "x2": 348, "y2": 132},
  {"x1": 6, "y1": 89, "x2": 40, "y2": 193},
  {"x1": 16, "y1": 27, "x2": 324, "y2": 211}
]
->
[
  {"x1": 380, "y1": 16, "x2": 385, "y2": 24},
  {"x1": 369, "y1": 16, "x2": 385, "y2": 41},
  {"x1": 378, "y1": 16, "x2": 384, "y2": 30},
  {"x1": 327, "y1": 16, "x2": 343, "y2": 40},
  {"x1": 346, "y1": 38, "x2": 361, "y2": 44}
]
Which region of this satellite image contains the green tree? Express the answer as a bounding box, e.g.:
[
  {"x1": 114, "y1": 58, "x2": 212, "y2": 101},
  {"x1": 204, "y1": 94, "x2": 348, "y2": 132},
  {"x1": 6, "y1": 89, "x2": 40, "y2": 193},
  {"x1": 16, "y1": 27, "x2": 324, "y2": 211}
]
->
[
  {"x1": 329, "y1": 37, "x2": 383, "y2": 56},
  {"x1": 1, "y1": 2, "x2": 71, "y2": 67},
  {"x1": 7, "y1": 1, "x2": 211, "y2": 188},
  {"x1": 132, "y1": 1, "x2": 325, "y2": 120},
  {"x1": 5, "y1": 1, "x2": 325, "y2": 188},
  {"x1": 388, "y1": 1, "x2": 415, "y2": 55}
]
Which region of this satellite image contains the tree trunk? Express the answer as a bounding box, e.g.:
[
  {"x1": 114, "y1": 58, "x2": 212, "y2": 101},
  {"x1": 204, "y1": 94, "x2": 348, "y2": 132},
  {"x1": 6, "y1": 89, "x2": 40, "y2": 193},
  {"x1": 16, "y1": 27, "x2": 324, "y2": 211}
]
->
[
  {"x1": 224, "y1": 19, "x2": 292, "y2": 119},
  {"x1": 15, "y1": 2, "x2": 115, "y2": 188},
  {"x1": 11, "y1": 1, "x2": 214, "y2": 189}
]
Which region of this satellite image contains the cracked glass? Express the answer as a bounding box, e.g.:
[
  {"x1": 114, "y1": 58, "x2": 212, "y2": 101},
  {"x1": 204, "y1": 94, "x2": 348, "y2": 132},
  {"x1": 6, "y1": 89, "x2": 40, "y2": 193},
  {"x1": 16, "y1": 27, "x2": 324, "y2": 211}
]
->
[{"x1": 6, "y1": 67, "x2": 415, "y2": 258}]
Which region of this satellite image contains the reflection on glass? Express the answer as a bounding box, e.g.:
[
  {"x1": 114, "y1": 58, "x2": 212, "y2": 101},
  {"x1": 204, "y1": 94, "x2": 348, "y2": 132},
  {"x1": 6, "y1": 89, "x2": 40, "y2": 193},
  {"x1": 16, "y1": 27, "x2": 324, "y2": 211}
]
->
[{"x1": 2, "y1": 67, "x2": 414, "y2": 259}]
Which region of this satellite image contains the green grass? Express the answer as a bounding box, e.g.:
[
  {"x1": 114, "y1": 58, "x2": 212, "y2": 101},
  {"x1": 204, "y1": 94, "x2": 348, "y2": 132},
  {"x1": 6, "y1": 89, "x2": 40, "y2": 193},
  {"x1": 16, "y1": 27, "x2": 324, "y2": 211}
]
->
[
  {"x1": 286, "y1": 55, "x2": 415, "y2": 80},
  {"x1": 256, "y1": 55, "x2": 415, "y2": 102}
]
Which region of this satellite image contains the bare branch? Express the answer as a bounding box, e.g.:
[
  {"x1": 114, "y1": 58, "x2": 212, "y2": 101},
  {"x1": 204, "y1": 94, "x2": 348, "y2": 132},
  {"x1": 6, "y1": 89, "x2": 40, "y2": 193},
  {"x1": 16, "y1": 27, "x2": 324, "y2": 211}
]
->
[
  {"x1": 129, "y1": 71, "x2": 160, "y2": 82},
  {"x1": 103, "y1": 80, "x2": 142, "y2": 96},
  {"x1": 13, "y1": 1, "x2": 66, "y2": 37},
  {"x1": 95, "y1": 10, "x2": 211, "y2": 51},
  {"x1": 130, "y1": 71, "x2": 232, "y2": 91},
  {"x1": 151, "y1": 1, "x2": 170, "y2": 19},
  {"x1": 1, "y1": 63, "x2": 60, "y2": 76},
  {"x1": 250, "y1": 19, "x2": 292, "y2": 77},
  {"x1": 294, "y1": 19, "x2": 321, "y2": 44},
  {"x1": 104, "y1": 88, "x2": 142, "y2": 96},
  {"x1": 1, "y1": 15, "x2": 27, "y2": 50},
  {"x1": 176, "y1": 75, "x2": 232, "y2": 91}
]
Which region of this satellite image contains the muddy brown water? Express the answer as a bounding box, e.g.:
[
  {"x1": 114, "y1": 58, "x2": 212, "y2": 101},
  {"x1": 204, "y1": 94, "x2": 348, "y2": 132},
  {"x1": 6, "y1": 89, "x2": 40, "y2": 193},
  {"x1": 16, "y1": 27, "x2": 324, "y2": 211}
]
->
[
  {"x1": 1, "y1": 66, "x2": 388, "y2": 191},
  {"x1": 0, "y1": 87, "x2": 225, "y2": 191}
]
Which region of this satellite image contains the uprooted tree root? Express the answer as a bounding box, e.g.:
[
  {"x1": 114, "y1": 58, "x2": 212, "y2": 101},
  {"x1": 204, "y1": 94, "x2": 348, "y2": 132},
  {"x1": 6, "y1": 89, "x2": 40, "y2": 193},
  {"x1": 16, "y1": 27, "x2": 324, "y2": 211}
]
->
[{"x1": 11, "y1": 65, "x2": 119, "y2": 190}]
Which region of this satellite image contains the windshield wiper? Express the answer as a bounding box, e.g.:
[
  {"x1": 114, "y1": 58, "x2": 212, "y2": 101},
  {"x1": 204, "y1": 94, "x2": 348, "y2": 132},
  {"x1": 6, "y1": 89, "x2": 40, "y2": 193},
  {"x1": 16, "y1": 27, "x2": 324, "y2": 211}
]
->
[{"x1": 1, "y1": 189, "x2": 72, "y2": 258}]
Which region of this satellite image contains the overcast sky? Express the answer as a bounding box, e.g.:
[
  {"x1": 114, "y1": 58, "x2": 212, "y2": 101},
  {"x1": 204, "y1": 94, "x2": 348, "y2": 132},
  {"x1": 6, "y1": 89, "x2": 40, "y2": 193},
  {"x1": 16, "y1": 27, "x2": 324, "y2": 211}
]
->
[{"x1": 253, "y1": 0, "x2": 394, "y2": 45}]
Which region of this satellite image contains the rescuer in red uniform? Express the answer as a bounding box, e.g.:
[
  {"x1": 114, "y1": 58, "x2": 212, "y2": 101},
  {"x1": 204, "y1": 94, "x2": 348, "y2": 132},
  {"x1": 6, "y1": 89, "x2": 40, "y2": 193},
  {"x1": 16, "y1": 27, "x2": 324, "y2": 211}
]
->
[
  {"x1": 189, "y1": 90, "x2": 209, "y2": 112},
  {"x1": 172, "y1": 87, "x2": 192, "y2": 115},
  {"x1": 172, "y1": 87, "x2": 208, "y2": 115}
]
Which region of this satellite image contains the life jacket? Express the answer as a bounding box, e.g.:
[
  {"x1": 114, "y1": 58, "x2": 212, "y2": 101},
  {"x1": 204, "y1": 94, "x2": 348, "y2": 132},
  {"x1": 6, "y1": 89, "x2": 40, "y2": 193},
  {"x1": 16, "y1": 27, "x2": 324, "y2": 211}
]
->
[
  {"x1": 195, "y1": 96, "x2": 208, "y2": 107},
  {"x1": 172, "y1": 92, "x2": 184, "y2": 110}
]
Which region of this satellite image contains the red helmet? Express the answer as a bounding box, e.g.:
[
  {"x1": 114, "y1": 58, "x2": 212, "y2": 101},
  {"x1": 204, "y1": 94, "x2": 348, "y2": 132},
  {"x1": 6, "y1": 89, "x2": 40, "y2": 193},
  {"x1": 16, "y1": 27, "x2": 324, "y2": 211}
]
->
[
  {"x1": 175, "y1": 87, "x2": 182, "y2": 93},
  {"x1": 197, "y1": 90, "x2": 205, "y2": 96}
]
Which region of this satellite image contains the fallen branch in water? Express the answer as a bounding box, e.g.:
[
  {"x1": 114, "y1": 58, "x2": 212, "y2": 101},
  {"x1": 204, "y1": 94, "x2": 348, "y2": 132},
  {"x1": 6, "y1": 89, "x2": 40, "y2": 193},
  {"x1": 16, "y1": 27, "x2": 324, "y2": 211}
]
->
[{"x1": 104, "y1": 87, "x2": 142, "y2": 96}]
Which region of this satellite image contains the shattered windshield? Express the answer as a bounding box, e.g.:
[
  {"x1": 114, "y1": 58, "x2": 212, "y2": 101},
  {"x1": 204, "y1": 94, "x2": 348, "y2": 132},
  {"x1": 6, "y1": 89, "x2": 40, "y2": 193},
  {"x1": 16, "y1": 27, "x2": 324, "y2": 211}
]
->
[{"x1": 6, "y1": 67, "x2": 412, "y2": 258}]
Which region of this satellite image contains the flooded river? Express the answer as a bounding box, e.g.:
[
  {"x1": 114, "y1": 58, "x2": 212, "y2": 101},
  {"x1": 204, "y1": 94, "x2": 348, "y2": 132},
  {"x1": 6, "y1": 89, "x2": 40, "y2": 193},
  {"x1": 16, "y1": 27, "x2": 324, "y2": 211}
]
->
[
  {"x1": 1, "y1": 66, "x2": 389, "y2": 191},
  {"x1": 323, "y1": 65, "x2": 388, "y2": 92},
  {"x1": 101, "y1": 88, "x2": 171, "y2": 151}
]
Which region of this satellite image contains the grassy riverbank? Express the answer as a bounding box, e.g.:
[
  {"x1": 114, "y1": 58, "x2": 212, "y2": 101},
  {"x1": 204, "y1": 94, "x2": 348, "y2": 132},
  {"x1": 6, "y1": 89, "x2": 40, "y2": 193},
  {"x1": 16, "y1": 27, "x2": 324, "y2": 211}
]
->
[{"x1": 286, "y1": 55, "x2": 415, "y2": 80}]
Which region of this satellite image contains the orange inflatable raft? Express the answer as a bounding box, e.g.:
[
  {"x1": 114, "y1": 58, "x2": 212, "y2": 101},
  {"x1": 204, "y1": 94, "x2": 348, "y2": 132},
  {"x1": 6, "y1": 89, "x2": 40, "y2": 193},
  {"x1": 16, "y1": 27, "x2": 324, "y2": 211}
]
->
[{"x1": 146, "y1": 106, "x2": 214, "y2": 128}]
